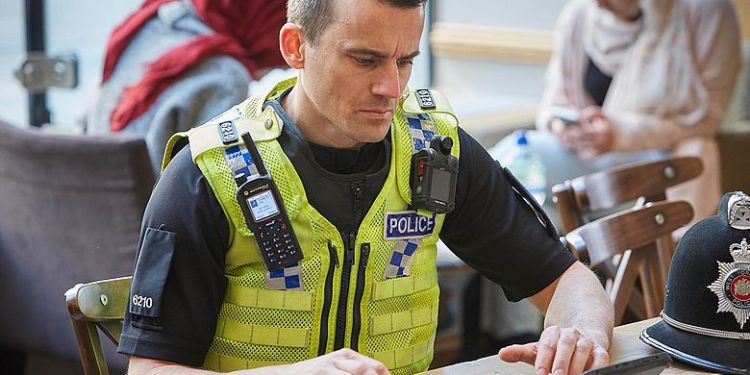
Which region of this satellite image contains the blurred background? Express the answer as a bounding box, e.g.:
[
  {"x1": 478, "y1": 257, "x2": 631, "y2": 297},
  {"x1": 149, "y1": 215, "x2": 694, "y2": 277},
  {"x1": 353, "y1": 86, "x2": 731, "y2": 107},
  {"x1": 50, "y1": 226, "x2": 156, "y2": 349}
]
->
[{"x1": 2, "y1": 1, "x2": 747, "y2": 137}]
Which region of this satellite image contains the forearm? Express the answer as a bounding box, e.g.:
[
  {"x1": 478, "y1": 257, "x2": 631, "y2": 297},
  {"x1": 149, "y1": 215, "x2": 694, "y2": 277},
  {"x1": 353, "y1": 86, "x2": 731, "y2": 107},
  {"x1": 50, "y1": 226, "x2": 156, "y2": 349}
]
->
[
  {"x1": 128, "y1": 357, "x2": 291, "y2": 375},
  {"x1": 544, "y1": 262, "x2": 614, "y2": 348}
]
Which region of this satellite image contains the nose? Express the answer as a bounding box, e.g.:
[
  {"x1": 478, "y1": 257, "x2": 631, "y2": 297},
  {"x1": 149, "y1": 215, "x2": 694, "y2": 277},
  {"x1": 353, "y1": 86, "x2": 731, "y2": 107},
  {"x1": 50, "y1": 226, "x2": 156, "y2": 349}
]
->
[{"x1": 371, "y1": 63, "x2": 401, "y2": 100}]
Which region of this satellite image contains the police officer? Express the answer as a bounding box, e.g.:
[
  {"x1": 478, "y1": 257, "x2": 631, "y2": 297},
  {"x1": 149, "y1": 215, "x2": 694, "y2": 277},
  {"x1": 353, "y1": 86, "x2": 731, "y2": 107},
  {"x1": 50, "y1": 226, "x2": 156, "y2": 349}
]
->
[{"x1": 121, "y1": 0, "x2": 614, "y2": 374}]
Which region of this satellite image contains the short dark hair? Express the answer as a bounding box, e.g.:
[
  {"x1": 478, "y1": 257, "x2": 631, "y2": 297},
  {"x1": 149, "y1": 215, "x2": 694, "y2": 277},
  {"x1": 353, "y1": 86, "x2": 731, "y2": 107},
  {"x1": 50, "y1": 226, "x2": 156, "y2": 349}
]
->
[{"x1": 287, "y1": 0, "x2": 427, "y2": 44}]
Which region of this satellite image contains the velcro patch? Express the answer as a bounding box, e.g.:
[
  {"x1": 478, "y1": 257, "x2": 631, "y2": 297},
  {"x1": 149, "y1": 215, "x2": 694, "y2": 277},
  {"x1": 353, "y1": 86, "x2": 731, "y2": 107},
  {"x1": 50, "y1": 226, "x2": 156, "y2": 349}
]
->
[
  {"x1": 384, "y1": 211, "x2": 436, "y2": 240},
  {"x1": 129, "y1": 227, "x2": 175, "y2": 319}
]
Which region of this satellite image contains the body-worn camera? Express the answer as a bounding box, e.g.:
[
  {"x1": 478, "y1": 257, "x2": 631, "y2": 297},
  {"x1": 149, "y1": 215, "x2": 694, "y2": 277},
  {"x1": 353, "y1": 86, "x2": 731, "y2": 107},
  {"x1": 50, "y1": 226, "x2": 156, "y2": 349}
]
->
[{"x1": 410, "y1": 135, "x2": 459, "y2": 213}]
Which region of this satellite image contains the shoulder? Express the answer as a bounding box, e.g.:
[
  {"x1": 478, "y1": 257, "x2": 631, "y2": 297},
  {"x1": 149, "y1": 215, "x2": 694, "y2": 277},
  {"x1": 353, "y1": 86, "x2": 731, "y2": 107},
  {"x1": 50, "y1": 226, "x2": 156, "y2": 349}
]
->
[
  {"x1": 556, "y1": 0, "x2": 589, "y2": 29},
  {"x1": 680, "y1": 0, "x2": 736, "y2": 16},
  {"x1": 679, "y1": 0, "x2": 739, "y2": 26},
  {"x1": 161, "y1": 56, "x2": 251, "y2": 96},
  {"x1": 152, "y1": 57, "x2": 251, "y2": 124},
  {"x1": 189, "y1": 56, "x2": 252, "y2": 83},
  {"x1": 551, "y1": 0, "x2": 589, "y2": 50},
  {"x1": 161, "y1": 145, "x2": 205, "y2": 186}
]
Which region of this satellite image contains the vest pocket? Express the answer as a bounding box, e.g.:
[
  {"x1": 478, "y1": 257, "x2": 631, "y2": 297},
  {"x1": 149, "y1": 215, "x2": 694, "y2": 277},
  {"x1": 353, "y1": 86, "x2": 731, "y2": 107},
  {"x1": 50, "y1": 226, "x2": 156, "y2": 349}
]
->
[
  {"x1": 371, "y1": 338, "x2": 434, "y2": 370},
  {"x1": 372, "y1": 272, "x2": 434, "y2": 301},
  {"x1": 365, "y1": 282, "x2": 439, "y2": 374},
  {"x1": 370, "y1": 305, "x2": 439, "y2": 335},
  {"x1": 225, "y1": 283, "x2": 314, "y2": 311},
  {"x1": 218, "y1": 319, "x2": 309, "y2": 348},
  {"x1": 208, "y1": 281, "x2": 317, "y2": 369}
]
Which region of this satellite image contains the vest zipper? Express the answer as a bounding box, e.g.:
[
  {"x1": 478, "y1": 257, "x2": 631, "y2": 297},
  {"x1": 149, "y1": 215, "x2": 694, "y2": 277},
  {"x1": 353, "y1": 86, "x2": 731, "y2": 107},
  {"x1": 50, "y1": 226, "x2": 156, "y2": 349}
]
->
[
  {"x1": 350, "y1": 243, "x2": 370, "y2": 351},
  {"x1": 334, "y1": 232, "x2": 357, "y2": 350},
  {"x1": 352, "y1": 184, "x2": 363, "y2": 224},
  {"x1": 318, "y1": 241, "x2": 339, "y2": 356}
]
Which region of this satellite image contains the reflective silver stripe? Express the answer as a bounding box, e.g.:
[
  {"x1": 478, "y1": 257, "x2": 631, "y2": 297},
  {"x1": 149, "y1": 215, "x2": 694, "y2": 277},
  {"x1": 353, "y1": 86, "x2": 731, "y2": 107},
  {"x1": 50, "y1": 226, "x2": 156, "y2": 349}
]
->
[{"x1": 661, "y1": 311, "x2": 750, "y2": 340}]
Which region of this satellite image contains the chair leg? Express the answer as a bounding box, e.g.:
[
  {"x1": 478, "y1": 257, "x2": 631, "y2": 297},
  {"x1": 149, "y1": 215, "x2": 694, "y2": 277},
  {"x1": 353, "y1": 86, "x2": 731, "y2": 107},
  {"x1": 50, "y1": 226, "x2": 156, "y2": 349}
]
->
[
  {"x1": 69, "y1": 317, "x2": 110, "y2": 375},
  {"x1": 656, "y1": 236, "x2": 674, "y2": 289},
  {"x1": 610, "y1": 250, "x2": 645, "y2": 324},
  {"x1": 638, "y1": 244, "x2": 665, "y2": 317}
]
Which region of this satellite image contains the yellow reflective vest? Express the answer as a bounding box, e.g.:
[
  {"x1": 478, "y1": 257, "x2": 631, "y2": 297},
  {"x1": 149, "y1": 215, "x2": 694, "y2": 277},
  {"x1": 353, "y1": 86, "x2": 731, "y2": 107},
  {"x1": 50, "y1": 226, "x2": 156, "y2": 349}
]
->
[{"x1": 163, "y1": 77, "x2": 460, "y2": 374}]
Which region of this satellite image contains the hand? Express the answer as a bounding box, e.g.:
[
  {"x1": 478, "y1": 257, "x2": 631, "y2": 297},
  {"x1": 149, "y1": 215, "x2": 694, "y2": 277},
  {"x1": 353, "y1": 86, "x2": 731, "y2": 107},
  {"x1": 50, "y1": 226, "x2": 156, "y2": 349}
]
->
[
  {"x1": 577, "y1": 107, "x2": 615, "y2": 159},
  {"x1": 283, "y1": 348, "x2": 391, "y2": 375},
  {"x1": 498, "y1": 326, "x2": 610, "y2": 375},
  {"x1": 555, "y1": 107, "x2": 615, "y2": 159}
]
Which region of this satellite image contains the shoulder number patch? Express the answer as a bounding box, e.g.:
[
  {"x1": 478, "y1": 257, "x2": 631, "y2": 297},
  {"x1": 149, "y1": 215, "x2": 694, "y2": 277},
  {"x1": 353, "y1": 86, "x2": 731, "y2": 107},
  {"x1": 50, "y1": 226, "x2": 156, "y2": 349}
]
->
[
  {"x1": 415, "y1": 89, "x2": 436, "y2": 110},
  {"x1": 218, "y1": 120, "x2": 238, "y2": 145}
]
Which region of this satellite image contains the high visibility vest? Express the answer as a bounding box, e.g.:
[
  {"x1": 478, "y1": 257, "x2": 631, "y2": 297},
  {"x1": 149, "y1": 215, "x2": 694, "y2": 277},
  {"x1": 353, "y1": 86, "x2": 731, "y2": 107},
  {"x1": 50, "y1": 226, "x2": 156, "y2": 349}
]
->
[{"x1": 163, "y1": 77, "x2": 460, "y2": 374}]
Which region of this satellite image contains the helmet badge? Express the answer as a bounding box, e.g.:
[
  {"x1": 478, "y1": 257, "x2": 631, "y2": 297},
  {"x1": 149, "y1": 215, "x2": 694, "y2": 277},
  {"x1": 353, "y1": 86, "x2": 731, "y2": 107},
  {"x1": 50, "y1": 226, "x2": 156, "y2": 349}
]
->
[{"x1": 708, "y1": 238, "x2": 750, "y2": 329}]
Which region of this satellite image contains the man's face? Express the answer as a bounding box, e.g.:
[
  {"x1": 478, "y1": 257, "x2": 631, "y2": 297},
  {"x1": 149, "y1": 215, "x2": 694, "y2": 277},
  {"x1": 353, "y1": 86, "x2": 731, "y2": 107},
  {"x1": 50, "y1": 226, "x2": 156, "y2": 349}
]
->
[{"x1": 300, "y1": 0, "x2": 425, "y2": 147}]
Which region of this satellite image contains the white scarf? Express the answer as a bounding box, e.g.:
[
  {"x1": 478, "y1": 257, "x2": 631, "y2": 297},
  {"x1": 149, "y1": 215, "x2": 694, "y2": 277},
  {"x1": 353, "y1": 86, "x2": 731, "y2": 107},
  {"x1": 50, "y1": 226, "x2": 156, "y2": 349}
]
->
[{"x1": 583, "y1": 0, "x2": 708, "y2": 127}]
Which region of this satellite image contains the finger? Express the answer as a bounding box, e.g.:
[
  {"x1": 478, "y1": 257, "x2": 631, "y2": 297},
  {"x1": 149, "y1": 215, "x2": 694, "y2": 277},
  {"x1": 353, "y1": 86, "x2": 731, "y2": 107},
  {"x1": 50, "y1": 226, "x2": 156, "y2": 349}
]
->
[
  {"x1": 349, "y1": 353, "x2": 390, "y2": 375},
  {"x1": 550, "y1": 118, "x2": 567, "y2": 134},
  {"x1": 551, "y1": 329, "x2": 580, "y2": 375},
  {"x1": 588, "y1": 346, "x2": 610, "y2": 370},
  {"x1": 579, "y1": 106, "x2": 604, "y2": 123},
  {"x1": 333, "y1": 358, "x2": 370, "y2": 374},
  {"x1": 498, "y1": 342, "x2": 538, "y2": 365},
  {"x1": 560, "y1": 128, "x2": 585, "y2": 150},
  {"x1": 535, "y1": 326, "x2": 561, "y2": 375},
  {"x1": 568, "y1": 337, "x2": 593, "y2": 375}
]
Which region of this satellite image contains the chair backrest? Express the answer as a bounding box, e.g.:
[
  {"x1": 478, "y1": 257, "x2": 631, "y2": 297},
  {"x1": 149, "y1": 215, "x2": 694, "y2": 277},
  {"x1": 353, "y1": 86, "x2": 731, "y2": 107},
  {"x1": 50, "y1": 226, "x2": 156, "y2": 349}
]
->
[
  {"x1": 0, "y1": 120, "x2": 153, "y2": 367},
  {"x1": 564, "y1": 201, "x2": 694, "y2": 324},
  {"x1": 551, "y1": 156, "x2": 702, "y2": 234},
  {"x1": 66, "y1": 277, "x2": 132, "y2": 375},
  {"x1": 551, "y1": 156, "x2": 702, "y2": 323}
]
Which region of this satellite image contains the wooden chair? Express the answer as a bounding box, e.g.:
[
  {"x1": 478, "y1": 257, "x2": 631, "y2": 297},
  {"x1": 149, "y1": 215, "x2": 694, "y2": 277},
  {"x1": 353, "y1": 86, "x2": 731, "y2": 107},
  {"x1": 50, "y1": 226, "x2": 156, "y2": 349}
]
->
[
  {"x1": 65, "y1": 277, "x2": 132, "y2": 375},
  {"x1": 551, "y1": 156, "x2": 702, "y2": 321},
  {"x1": 564, "y1": 201, "x2": 693, "y2": 324},
  {"x1": 552, "y1": 156, "x2": 702, "y2": 234}
]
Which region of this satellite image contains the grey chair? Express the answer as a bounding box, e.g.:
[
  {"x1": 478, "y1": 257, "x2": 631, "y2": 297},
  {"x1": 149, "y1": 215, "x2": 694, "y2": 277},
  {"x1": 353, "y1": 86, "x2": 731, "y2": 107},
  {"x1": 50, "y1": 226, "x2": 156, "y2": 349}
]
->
[{"x1": 0, "y1": 120, "x2": 154, "y2": 372}]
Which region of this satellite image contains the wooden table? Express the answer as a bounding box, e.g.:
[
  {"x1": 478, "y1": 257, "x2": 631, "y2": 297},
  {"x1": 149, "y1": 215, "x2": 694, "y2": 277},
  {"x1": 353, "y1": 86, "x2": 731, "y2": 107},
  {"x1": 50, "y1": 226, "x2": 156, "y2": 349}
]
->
[{"x1": 422, "y1": 318, "x2": 720, "y2": 374}]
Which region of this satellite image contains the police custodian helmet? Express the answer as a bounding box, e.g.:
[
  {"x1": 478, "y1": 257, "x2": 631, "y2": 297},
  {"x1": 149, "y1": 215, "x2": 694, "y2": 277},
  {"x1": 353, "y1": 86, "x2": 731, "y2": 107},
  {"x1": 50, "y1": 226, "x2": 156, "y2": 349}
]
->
[{"x1": 641, "y1": 192, "x2": 750, "y2": 374}]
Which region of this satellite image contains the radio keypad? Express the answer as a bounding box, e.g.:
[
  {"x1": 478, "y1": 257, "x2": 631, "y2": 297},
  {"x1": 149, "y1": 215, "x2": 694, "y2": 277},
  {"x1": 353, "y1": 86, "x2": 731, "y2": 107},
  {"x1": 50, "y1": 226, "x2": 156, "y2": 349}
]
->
[{"x1": 258, "y1": 219, "x2": 300, "y2": 268}]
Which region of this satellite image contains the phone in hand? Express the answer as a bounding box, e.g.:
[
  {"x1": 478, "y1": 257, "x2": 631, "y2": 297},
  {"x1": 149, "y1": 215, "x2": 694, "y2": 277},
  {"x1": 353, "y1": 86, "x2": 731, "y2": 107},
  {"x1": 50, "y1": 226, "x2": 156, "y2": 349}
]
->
[
  {"x1": 550, "y1": 106, "x2": 580, "y2": 127},
  {"x1": 582, "y1": 353, "x2": 672, "y2": 375}
]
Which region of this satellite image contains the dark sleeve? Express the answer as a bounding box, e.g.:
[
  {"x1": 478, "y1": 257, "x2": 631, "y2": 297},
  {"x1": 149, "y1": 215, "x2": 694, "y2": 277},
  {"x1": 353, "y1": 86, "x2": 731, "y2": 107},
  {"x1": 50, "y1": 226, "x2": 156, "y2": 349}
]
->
[
  {"x1": 440, "y1": 128, "x2": 577, "y2": 302},
  {"x1": 118, "y1": 146, "x2": 230, "y2": 367}
]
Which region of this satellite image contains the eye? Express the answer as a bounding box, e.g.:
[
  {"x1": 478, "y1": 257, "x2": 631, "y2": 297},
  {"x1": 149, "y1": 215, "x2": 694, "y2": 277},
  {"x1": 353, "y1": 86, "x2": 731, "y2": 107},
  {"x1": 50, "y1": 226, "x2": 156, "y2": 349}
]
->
[
  {"x1": 397, "y1": 59, "x2": 414, "y2": 68},
  {"x1": 353, "y1": 57, "x2": 375, "y2": 66}
]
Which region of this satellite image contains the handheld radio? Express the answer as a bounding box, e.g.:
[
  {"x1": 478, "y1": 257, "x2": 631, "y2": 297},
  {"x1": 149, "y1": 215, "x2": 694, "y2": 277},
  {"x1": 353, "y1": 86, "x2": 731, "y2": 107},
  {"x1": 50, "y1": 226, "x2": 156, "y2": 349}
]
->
[{"x1": 235, "y1": 132, "x2": 303, "y2": 270}]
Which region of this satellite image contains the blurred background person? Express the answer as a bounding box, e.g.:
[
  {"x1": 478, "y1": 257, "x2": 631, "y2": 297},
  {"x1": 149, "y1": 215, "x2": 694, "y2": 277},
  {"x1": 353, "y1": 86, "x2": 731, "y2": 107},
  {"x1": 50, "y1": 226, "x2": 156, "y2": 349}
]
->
[
  {"x1": 86, "y1": 0, "x2": 288, "y2": 171},
  {"x1": 480, "y1": 1, "x2": 741, "y2": 357},
  {"x1": 534, "y1": 0, "x2": 741, "y2": 227}
]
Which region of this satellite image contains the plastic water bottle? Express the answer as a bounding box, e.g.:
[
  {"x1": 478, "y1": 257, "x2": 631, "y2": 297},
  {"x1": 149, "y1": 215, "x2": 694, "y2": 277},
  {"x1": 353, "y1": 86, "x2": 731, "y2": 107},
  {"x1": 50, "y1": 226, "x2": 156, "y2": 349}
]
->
[{"x1": 496, "y1": 130, "x2": 547, "y2": 205}]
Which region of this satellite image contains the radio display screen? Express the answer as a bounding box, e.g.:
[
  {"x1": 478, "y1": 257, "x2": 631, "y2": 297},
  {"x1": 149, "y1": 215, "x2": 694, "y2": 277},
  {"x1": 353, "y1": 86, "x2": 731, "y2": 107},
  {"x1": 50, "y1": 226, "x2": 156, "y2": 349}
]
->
[{"x1": 247, "y1": 190, "x2": 279, "y2": 221}]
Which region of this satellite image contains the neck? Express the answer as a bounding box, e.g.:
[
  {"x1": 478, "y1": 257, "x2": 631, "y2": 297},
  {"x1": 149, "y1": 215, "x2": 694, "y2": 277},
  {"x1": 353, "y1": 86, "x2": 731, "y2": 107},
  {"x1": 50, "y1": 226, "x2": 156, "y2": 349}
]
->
[
  {"x1": 282, "y1": 82, "x2": 365, "y2": 150},
  {"x1": 613, "y1": 3, "x2": 641, "y2": 22}
]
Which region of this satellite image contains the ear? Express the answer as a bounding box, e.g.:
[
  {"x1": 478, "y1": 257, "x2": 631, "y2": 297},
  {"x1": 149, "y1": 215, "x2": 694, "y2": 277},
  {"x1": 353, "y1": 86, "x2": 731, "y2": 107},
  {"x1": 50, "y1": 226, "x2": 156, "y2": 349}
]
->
[{"x1": 280, "y1": 23, "x2": 305, "y2": 69}]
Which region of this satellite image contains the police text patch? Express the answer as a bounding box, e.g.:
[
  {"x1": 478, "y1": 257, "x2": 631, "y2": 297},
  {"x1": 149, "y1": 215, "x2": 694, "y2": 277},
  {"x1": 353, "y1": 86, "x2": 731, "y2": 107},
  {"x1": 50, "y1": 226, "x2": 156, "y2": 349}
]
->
[{"x1": 384, "y1": 211, "x2": 436, "y2": 240}]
